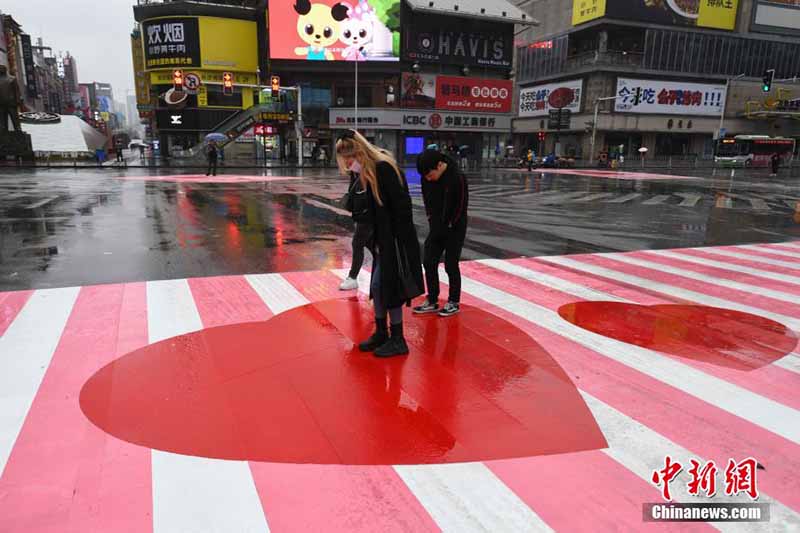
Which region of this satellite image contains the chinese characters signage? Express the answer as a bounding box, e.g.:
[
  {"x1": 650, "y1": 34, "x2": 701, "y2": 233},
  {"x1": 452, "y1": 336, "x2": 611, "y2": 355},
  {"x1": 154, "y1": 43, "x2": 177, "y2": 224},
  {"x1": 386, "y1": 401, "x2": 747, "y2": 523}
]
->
[
  {"x1": 328, "y1": 108, "x2": 511, "y2": 131},
  {"x1": 20, "y1": 34, "x2": 37, "y2": 98},
  {"x1": 572, "y1": 0, "x2": 738, "y2": 30},
  {"x1": 519, "y1": 79, "x2": 583, "y2": 117},
  {"x1": 572, "y1": 0, "x2": 607, "y2": 25},
  {"x1": 401, "y1": 73, "x2": 513, "y2": 114},
  {"x1": 615, "y1": 78, "x2": 726, "y2": 116},
  {"x1": 142, "y1": 18, "x2": 201, "y2": 69},
  {"x1": 403, "y1": 13, "x2": 514, "y2": 68},
  {"x1": 435, "y1": 76, "x2": 512, "y2": 114}
]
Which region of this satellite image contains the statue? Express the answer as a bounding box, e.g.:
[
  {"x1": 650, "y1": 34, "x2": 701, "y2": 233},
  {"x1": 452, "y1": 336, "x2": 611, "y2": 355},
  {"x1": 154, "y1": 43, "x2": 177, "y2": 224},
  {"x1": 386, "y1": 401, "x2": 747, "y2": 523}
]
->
[{"x1": 0, "y1": 65, "x2": 23, "y2": 133}]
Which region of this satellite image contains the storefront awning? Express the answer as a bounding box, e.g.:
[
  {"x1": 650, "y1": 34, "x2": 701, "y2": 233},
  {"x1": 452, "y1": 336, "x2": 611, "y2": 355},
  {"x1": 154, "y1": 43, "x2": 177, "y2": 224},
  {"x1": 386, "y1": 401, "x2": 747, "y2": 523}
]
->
[{"x1": 404, "y1": 0, "x2": 538, "y2": 26}]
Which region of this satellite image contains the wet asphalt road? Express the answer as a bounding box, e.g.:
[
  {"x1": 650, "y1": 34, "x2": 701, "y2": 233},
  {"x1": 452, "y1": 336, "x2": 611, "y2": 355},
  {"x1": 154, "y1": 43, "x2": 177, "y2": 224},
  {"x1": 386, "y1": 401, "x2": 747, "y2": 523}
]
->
[{"x1": 0, "y1": 165, "x2": 798, "y2": 291}]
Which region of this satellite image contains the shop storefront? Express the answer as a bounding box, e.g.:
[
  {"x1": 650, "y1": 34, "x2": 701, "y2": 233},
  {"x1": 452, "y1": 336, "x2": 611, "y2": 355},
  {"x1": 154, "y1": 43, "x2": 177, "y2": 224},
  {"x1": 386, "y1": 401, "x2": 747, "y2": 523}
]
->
[{"x1": 329, "y1": 107, "x2": 512, "y2": 165}]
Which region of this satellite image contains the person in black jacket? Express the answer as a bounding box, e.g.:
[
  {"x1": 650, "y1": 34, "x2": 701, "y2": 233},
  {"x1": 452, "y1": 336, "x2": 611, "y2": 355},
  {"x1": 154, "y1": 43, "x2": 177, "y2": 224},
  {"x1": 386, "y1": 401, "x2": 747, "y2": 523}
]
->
[
  {"x1": 335, "y1": 130, "x2": 424, "y2": 357},
  {"x1": 206, "y1": 141, "x2": 218, "y2": 176},
  {"x1": 413, "y1": 149, "x2": 469, "y2": 317},
  {"x1": 339, "y1": 166, "x2": 373, "y2": 290}
]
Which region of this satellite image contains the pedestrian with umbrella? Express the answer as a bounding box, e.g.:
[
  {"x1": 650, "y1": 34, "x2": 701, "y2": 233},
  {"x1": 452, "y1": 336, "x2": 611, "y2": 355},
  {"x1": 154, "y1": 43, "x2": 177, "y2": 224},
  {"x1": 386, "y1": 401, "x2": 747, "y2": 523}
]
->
[{"x1": 206, "y1": 140, "x2": 219, "y2": 176}]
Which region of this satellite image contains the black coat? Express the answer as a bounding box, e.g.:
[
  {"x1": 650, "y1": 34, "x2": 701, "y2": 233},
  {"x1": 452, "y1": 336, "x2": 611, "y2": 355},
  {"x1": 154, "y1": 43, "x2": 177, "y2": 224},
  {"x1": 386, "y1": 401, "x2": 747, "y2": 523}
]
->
[
  {"x1": 420, "y1": 161, "x2": 468, "y2": 236},
  {"x1": 347, "y1": 171, "x2": 371, "y2": 223},
  {"x1": 366, "y1": 161, "x2": 424, "y2": 308}
]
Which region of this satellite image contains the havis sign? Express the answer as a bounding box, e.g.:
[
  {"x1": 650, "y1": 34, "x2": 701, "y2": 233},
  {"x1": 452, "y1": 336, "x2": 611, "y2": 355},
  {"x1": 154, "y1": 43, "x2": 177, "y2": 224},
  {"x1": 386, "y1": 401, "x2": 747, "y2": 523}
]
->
[{"x1": 435, "y1": 76, "x2": 513, "y2": 114}]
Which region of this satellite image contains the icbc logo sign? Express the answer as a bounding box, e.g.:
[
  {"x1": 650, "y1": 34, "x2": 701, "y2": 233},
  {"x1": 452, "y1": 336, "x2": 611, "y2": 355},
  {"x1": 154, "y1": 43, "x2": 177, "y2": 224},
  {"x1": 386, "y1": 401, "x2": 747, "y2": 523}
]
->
[
  {"x1": 429, "y1": 113, "x2": 442, "y2": 129},
  {"x1": 403, "y1": 114, "x2": 427, "y2": 126}
]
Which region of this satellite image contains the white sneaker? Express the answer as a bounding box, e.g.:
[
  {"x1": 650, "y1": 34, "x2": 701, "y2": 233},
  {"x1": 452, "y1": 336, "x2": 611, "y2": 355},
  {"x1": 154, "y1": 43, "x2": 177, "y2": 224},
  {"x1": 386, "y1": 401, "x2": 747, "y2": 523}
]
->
[{"x1": 339, "y1": 277, "x2": 359, "y2": 290}]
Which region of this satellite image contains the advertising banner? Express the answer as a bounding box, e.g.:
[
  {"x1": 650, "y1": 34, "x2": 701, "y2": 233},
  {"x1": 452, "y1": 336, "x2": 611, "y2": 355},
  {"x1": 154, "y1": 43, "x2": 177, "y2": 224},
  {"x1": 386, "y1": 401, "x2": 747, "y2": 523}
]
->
[
  {"x1": 435, "y1": 76, "x2": 512, "y2": 114},
  {"x1": 79, "y1": 85, "x2": 91, "y2": 119},
  {"x1": 20, "y1": 34, "x2": 37, "y2": 98},
  {"x1": 142, "y1": 17, "x2": 201, "y2": 69},
  {"x1": 519, "y1": 79, "x2": 583, "y2": 117},
  {"x1": 268, "y1": 0, "x2": 401, "y2": 61},
  {"x1": 615, "y1": 78, "x2": 726, "y2": 116},
  {"x1": 403, "y1": 13, "x2": 514, "y2": 68},
  {"x1": 198, "y1": 17, "x2": 257, "y2": 71},
  {"x1": 401, "y1": 72, "x2": 436, "y2": 109},
  {"x1": 131, "y1": 33, "x2": 149, "y2": 106},
  {"x1": 572, "y1": 0, "x2": 739, "y2": 30},
  {"x1": 752, "y1": 0, "x2": 800, "y2": 35}
]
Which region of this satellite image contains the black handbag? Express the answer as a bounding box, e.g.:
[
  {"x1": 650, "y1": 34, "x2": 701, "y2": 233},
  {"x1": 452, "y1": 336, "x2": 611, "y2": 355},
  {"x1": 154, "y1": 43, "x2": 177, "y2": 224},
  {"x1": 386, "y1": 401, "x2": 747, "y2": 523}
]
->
[{"x1": 394, "y1": 238, "x2": 423, "y2": 301}]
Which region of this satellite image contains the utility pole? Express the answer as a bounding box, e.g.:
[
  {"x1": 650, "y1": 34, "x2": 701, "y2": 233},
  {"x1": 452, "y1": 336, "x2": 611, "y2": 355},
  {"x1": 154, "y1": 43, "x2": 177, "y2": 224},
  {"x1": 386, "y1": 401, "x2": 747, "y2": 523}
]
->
[
  {"x1": 718, "y1": 73, "x2": 745, "y2": 140},
  {"x1": 590, "y1": 95, "x2": 621, "y2": 164}
]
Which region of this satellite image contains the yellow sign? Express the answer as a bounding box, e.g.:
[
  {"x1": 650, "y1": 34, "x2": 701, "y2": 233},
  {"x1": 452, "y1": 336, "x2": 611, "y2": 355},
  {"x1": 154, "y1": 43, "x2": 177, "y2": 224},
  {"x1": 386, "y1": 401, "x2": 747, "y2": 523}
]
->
[
  {"x1": 142, "y1": 16, "x2": 257, "y2": 72},
  {"x1": 149, "y1": 71, "x2": 257, "y2": 85},
  {"x1": 198, "y1": 86, "x2": 208, "y2": 107},
  {"x1": 131, "y1": 33, "x2": 150, "y2": 106},
  {"x1": 697, "y1": 0, "x2": 738, "y2": 30},
  {"x1": 259, "y1": 112, "x2": 291, "y2": 121},
  {"x1": 198, "y1": 17, "x2": 257, "y2": 72},
  {"x1": 572, "y1": 0, "x2": 606, "y2": 25}
]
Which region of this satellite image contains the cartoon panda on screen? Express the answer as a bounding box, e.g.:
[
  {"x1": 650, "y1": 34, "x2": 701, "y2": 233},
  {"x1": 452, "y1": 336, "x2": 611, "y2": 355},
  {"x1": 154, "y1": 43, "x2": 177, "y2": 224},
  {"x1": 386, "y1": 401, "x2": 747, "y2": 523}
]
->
[{"x1": 293, "y1": 0, "x2": 349, "y2": 61}]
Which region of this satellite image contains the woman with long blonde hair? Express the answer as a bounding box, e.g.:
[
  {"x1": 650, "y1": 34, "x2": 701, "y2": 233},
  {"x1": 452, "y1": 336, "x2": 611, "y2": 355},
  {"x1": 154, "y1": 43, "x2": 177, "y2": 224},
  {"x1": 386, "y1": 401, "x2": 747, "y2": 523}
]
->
[{"x1": 336, "y1": 130, "x2": 424, "y2": 357}]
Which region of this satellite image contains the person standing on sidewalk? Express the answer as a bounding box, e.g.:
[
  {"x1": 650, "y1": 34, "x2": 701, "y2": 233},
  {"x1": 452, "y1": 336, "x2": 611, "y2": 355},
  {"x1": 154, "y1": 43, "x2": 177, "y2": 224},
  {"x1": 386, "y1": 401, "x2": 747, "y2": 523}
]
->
[
  {"x1": 336, "y1": 129, "x2": 424, "y2": 357},
  {"x1": 206, "y1": 141, "x2": 218, "y2": 176},
  {"x1": 770, "y1": 152, "x2": 780, "y2": 177},
  {"x1": 413, "y1": 149, "x2": 469, "y2": 317},
  {"x1": 339, "y1": 161, "x2": 374, "y2": 291}
]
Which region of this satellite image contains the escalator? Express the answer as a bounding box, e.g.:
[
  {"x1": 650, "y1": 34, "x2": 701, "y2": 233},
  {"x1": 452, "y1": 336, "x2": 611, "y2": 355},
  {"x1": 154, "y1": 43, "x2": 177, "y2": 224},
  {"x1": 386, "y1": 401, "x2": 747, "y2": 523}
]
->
[{"x1": 172, "y1": 103, "x2": 293, "y2": 161}]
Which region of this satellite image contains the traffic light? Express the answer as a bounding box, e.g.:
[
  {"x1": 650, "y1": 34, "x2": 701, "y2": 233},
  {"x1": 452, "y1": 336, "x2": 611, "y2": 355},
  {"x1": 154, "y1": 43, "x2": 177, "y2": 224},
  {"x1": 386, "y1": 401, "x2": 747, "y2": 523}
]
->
[
  {"x1": 270, "y1": 75, "x2": 280, "y2": 100},
  {"x1": 172, "y1": 69, "x2": 184, "y2": 91},
  {"x1": 223, "y1": 72, "x2": 234, "y2": 95},
  {"x1": 762, "y1": 69, "x2": 774, "y2": 92},
  {"x1": 538, "y1": 131, "x2": 545, "y2": 141}
]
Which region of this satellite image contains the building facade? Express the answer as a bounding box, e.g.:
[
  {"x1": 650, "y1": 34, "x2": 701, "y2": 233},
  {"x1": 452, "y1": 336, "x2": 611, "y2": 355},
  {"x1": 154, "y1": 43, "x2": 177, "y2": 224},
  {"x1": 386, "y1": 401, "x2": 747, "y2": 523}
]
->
[
  {"x1": 131, "y1": 0, "x2": 529, "y2": 163},
  {"x1": 132, "y1": 1, "x2": 263, "y2": 156},
  {"x1": 514, "y1": 0, "x2": 800, "y2": 161}
]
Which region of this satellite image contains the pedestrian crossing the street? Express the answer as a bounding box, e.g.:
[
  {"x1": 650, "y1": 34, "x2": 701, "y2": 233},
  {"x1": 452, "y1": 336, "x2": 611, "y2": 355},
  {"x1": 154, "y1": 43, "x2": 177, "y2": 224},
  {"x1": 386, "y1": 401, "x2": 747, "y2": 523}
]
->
[{"x1": 1, "y1": 241, "x2": 799, "y2": 531}]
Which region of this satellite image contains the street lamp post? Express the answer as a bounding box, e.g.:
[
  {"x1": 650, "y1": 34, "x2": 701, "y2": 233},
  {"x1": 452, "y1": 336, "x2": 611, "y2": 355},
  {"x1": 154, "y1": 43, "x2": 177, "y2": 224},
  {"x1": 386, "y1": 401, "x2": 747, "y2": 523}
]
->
[
  {"x1": 590, "y1": 95, "x2": 621, "y2": 164},
  {"x1": 718, "y1": 73, "x2": 745, "y2": 140},
  {"x1": 354, "y1": 47, "x2": 363, "y2": 132}
]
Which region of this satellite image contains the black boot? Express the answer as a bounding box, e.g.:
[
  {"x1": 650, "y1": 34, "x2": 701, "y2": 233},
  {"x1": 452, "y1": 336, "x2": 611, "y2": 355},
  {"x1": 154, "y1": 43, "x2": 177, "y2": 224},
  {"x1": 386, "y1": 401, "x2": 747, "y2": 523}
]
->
[
  {"x1": 359, "y1": 318, "x2": 389, "y2": 352},
  {"x1": 374, "y1": 323, "x2": 409, "y2": 358}
]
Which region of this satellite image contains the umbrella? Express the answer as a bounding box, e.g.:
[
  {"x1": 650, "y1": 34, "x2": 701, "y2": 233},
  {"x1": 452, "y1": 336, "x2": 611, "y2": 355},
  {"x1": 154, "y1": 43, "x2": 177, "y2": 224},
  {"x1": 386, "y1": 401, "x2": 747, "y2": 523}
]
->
[{"x1": 205, "y1": 133, "x2": 227, "y2": 143}]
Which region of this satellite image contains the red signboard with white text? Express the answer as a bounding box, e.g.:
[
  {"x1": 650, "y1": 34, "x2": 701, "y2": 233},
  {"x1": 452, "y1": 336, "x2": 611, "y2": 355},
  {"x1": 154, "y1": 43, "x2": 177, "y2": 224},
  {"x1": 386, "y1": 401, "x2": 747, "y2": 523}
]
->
[{"x1": 434, "y1": 76, "x2": 513, "y2": 114}]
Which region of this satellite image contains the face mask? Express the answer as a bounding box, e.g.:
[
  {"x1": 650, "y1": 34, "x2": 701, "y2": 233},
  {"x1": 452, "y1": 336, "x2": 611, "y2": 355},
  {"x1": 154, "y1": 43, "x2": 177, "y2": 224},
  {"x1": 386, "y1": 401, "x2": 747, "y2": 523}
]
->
[{"x1": 349, "y1": 160, "x2": 362, "y2": 173}]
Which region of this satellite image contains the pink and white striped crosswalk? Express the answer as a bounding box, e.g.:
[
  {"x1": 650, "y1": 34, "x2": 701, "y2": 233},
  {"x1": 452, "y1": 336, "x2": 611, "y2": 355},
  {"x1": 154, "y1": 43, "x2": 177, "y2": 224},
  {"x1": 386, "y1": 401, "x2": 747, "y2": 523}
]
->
[{"x1": 1, "y1": 241, "x2": 799, "y2": 532}]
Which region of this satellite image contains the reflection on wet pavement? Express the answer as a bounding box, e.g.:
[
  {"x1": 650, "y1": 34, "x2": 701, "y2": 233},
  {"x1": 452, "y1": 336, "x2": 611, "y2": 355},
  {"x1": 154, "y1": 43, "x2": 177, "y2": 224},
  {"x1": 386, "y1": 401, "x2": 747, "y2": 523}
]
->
[{"x1": 1, "y1": 166, "x2": 798, "y2": 290}]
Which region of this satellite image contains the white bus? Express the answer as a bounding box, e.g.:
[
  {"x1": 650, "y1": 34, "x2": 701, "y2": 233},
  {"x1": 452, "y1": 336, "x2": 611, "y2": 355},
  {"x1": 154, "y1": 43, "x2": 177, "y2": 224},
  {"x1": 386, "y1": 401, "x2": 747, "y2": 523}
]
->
[{"x1": 715, "y1": 135, "x2": 795, "y2": 167}]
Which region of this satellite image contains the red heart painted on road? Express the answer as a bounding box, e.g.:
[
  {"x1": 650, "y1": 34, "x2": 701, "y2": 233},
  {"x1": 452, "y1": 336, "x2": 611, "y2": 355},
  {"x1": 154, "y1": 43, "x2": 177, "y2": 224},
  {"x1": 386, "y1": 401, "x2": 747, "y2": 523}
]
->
[
  {"x1": 80, "y1": 298, "x2": 607, "y2": 464},
  {"x1": 558, "y1": 302, "x2": 798, "y2": 371}
]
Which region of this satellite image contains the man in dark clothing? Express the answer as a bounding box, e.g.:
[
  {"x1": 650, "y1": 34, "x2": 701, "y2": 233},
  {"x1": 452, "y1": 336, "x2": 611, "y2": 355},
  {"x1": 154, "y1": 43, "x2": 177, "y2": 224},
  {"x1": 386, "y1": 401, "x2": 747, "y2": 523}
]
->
[
  {"x1": 413, "y1": 149, "x2": 469, "y2": 317},
  {"x1": 206, "y1": 141, "x2": 218, "y2": 176},
  {"x1": 115, "y1": 140, "x2": 124, "y2": 162},
  {"x1": 770, "y1": 153, "x2": 780, "y2": 176}
]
